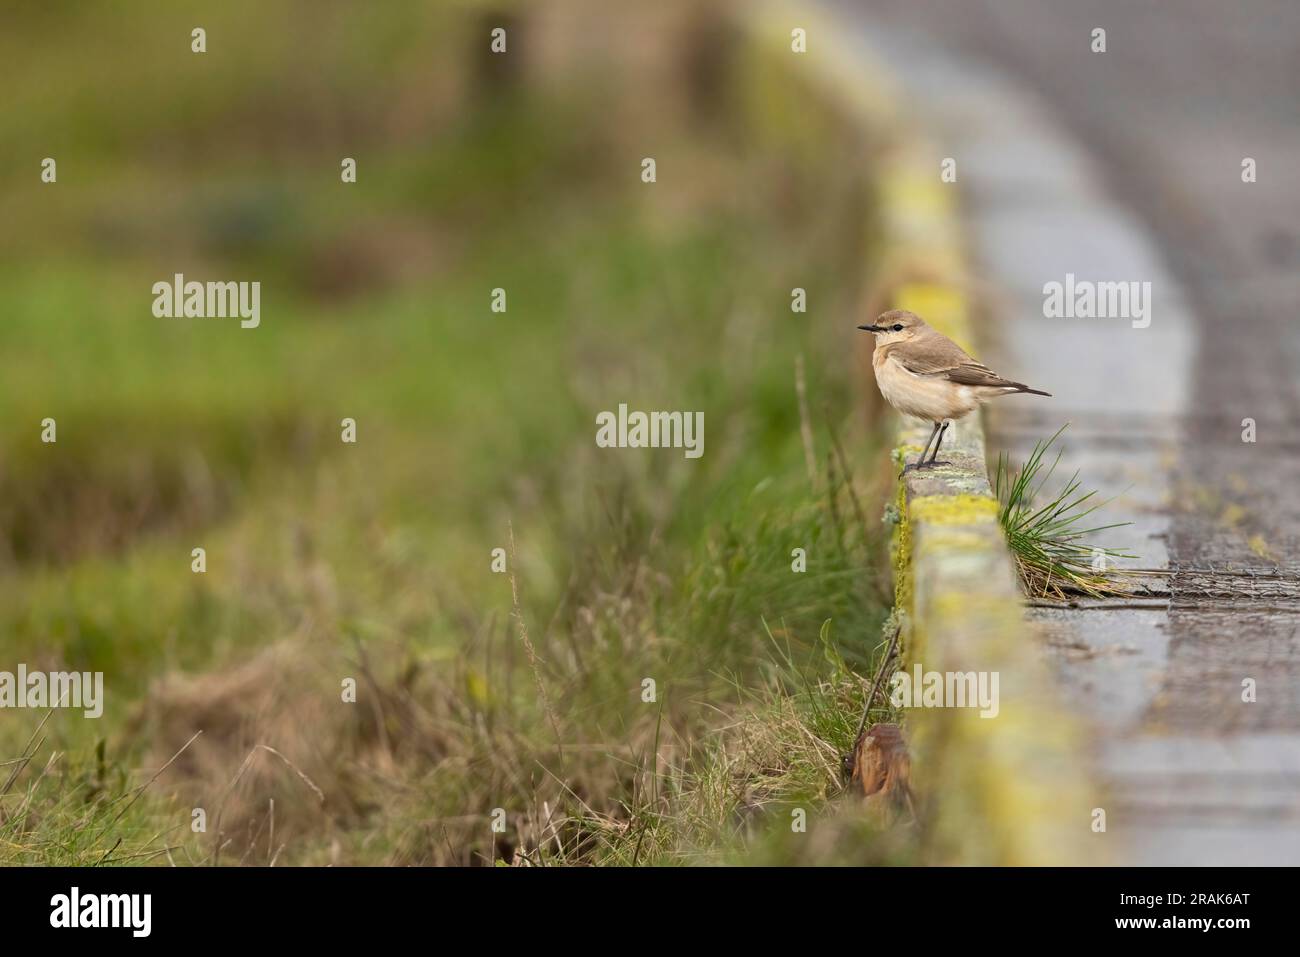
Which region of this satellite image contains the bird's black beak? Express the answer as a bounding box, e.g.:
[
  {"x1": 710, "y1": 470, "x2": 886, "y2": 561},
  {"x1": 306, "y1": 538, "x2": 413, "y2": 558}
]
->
[{"x1": 858, "y1": 324, "x2": 884, "y2": 333}]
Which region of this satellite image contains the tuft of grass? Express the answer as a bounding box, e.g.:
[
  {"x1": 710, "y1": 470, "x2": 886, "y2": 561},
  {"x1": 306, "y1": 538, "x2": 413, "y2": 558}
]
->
[
  {"x1": 993, "y1": 426, "x2": 1133, "y2": 599},
  {"x1": 0, "y1": 719, "x2": 183, "y2": 866}
]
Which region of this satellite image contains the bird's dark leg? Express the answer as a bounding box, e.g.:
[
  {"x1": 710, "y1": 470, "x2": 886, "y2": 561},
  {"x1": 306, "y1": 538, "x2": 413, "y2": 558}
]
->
[
  {"x1": 923, "y1": 420, "x2": 951, "y2": 468},
  {"x1": 902, "y1": 421, "x2": 942, "y2": 474}
]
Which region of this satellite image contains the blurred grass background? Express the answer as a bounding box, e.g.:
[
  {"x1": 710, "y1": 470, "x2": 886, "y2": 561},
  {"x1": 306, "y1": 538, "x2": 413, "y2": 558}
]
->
[{"x1": 0, "y1": 0, "x2": 904, "y2": 864}]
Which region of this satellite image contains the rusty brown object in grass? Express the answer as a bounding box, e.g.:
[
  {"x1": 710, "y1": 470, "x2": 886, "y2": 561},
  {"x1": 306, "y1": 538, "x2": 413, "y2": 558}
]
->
[{"x1": 847, "y1": 723, "x2": 914, "y2": 812}]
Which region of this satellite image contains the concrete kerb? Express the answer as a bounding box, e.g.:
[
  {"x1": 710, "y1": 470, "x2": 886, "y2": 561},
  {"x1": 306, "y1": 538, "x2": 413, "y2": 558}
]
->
[{"x1": 748, "y1": 2, "x2": 1102, "y2": 864}]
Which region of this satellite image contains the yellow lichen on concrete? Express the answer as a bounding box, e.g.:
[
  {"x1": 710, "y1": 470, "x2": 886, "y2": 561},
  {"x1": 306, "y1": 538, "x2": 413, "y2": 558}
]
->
[
  {"x1": 915, "y1": 529, "x2": 995, "y2": 560},
  {"x1": 928, "y1": 592, "x2": 1021, "y2": 632},
  {"x1": 893, "y1": 279, "x2": 964, "y2": 319},
  {"x1": 910, "y1": 494, "x2": 999, "y2": 526},
  {"x1": 892, "y1": 479, "x2": 914, "y2": 625},
  {"x1": 893, "y1": 282, "x2": 974, "y2": 352},
  {"x1": 880, "y1": 169, "x2": 958, "y2": 228}
]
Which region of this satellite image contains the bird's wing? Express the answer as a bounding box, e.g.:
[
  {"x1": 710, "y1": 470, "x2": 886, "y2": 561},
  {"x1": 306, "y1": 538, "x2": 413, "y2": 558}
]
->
[
  {"x1": 894, "y1": 348, "x2": 1024, "y2": 390},
  {"x1": 890, "y1": 335, "x2": 1026, "y2": 389},
  {"x1": 888, "y1": 335, "x2": 1048, "y2": 393},
  {"x1": 940, "y1": 362, "x2": 1025, "y2": 389}
]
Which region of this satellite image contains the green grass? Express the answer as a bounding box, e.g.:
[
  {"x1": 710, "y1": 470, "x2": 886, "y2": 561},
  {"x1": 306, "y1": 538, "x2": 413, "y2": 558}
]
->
[
  {"x1": 993, "y1": 426, "x2": 1133, "y2": 599},
  {"x1": 0, "y1": 1, "x2": 905, "y2": 865}
]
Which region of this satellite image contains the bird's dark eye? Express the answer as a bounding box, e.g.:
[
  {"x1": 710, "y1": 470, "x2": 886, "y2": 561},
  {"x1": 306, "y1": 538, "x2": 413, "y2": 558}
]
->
[{"x1": 892, "y1": 323, "x2": 903, "y2": 332}]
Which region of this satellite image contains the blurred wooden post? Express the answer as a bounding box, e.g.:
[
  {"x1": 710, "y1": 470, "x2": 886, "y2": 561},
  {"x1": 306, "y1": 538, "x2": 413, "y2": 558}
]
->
[
  {"x1": 475, "y1": 7, "x2": 526, "y2": 98},
  {"x1": 682, "y1": 8, "x2": 734, "y2": 125}
]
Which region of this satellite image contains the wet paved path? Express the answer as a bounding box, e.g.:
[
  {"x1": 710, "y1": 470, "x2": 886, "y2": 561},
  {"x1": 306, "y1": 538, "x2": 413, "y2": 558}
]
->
[{"x1": 827, "y1": 0, "x2": 1300, "y2": 863}]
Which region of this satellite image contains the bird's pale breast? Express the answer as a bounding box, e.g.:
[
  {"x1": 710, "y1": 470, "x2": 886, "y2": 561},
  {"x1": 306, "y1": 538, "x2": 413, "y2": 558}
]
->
[{"x1": 873, "y1": 353, "x2": 981, "y2": 422}]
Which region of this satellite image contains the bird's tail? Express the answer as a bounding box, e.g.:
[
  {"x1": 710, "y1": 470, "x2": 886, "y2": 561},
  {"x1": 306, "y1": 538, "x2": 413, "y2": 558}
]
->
[{"x1": 996, "y1": 381, "x2": 1052, "y2": 397}]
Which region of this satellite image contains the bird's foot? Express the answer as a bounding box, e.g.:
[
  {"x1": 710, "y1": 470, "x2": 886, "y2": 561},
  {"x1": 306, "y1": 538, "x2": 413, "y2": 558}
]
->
[{"x1": 901, "y1": 457, "x2": 953, "y2": 476}]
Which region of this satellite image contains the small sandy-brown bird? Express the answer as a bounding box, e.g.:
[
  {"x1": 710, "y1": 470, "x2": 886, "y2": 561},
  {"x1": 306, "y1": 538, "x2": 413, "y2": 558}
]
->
[{"x1": 859, "y1": 309, "x2": 1051, "y2": 471}]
